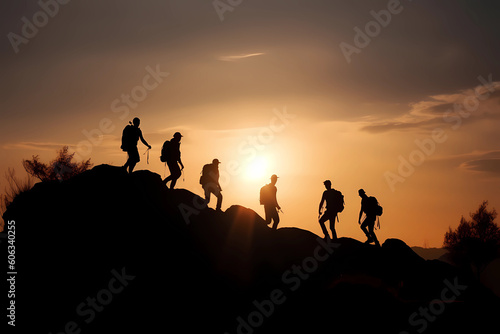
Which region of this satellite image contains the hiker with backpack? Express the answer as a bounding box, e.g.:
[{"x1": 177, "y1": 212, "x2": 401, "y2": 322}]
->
[
  {"x1": 200, "y1": 159, "x2": 223, "y2": 211},
  {"x1": 121, "y1": 117, "x2": 151, "y2": 174},
  {"x1": 358, "y1": 188, "x2": 382, "y2": 246},
  {"x1": 318, "y1": 180, "x2": 344, "y2": 240},
  {"x1": 161, "y1": 132, "x2": 184, "y2": 189},
  {"x1": 260, "y1": 174, "x2": 281, "y2": 229}
]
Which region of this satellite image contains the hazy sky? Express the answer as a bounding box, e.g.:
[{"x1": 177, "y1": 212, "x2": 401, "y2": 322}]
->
[{"x1": 1, "y1": 0, "x2": 499, "y2": 246}]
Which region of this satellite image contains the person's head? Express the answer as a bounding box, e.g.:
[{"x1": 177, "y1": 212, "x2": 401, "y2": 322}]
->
[
  {"x1": 132, "y1": 117, "x2": 140, "y2": 127},
  {"x1": 323, "y1": 180, "x2": 332, "y2": 189},
  {"x1": 358, "y1": 188, "x2": 366, "y2": 198},
  {"x1": 212, "y1": 158, "x2": 221, "y2": 167},
  {"x1": 270, "y1": 174, "x2": 279, "y2": 185},
  {"x1": 173, "y1": 132, "x2": 183, "y2": 142}
]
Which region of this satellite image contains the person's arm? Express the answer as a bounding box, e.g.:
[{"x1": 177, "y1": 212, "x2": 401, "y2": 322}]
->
[
  {"x1": 274, "y1": 187, "x2": 280, "y2": 210},
  {"x1": 319, "y1": 192, "x2": 326, "y2": 216},
  {"x1": 178, "y1": 152, "x2": 184, "y2": 170},
  {"x1": 139, "y1": 130, "x2": 151, "y2": 149},
  {"x1": 216, "y1": 170, "x2": 222, "y2": 191},
  {"x1": 358, "y1": 200, "x2": 364, "y2": 224}
]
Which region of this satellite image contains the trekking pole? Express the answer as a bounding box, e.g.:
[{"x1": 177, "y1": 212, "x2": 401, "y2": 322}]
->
[{"x1": 143, "y1": 148, "x2": 150, "y2": 164}]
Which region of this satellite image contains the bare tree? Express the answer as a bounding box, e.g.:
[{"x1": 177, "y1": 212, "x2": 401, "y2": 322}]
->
[{"x1": 22, "y1": 146, "x2": 92, "y2": 182}]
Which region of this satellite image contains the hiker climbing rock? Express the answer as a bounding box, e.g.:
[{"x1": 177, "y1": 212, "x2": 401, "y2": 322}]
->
[
  {"x1": 161, "y1": 132, "x2": 184, "y2": 189},
  {"x1": 200, "y1": 159, "x2": 223, "y2": 211},
  {"x1": 318, "y1": 180, "x2": 344, "y2": 240},
  {"x1": 358, "y1": 189, "x2": 383, "y2": 246},
  {"x1": 121, "y1": 117, "x2": 151, "y2": 174},
  {"x1": 260, "y1": 174, "x2": 281, "y2": 229}
]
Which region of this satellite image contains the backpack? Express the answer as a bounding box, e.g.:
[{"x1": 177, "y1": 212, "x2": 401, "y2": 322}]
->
[
  {"x1": 120, "y1": 122, "x2": 137, "y2": 151},
  {"x1": 199, "y1": 164, "x2": 212, "y2": 186},
  {"x1": 260, "y1": 184, "x2": 272, "y2": 205},
  {"x1": 328, "y1": 189, "x2": 345, "y2": 213},
  {"x1": 366, "y1": 196, "x2": 383, "y2": 216},
  {"x1": 160, "y1": 140, "x2": 171, "y2": 163}
]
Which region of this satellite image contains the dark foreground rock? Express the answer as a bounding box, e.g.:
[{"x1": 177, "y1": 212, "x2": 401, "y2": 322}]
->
[{"x1": 2, "y1": 165, "x2": 499, "y2": 333}]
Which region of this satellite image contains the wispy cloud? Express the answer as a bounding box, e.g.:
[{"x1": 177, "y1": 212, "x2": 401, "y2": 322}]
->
[
  {"x1": 459, "y1": 150, "x2": 500, "y2": 176},
  {"x1": 217, "y1": 52, "x2": 265, "y2": 62},
  {"x1": 361, "y1": 81, "x2": 500, "y2": 134},
  {"x1": 2, "y1": 136, "x2": 119, "y2": 152},
  {"x1": 2, "y1": 142, "x2": 74, "y2": 151}
]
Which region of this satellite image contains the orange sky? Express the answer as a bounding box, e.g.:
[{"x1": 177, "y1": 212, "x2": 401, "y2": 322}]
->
[{"x1": 1, "y1": 0, "x2": 500, "y2": 247}]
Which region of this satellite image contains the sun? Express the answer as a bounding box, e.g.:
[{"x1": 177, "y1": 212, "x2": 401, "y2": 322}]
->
[{"x1": 245, "y1": 156, "x2": 268, "y2": 180}]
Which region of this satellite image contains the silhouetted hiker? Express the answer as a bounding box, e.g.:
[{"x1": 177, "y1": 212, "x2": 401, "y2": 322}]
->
[
  {"x1": 358, "y1": 189, "x2": 383, "y2": 247},
  {"x1": 260, "y1": 174, "x2": 281, "y2": 229},
  {"x1": 318, "y1": 180, "x2": 344, "y2": 240},
  {"x1": 121, "y1": 117, "x2": 151, "y2": 174},
  {"x1": 161, "y1": 132, "x2": 184, "y2": 189},
  {"x1": 200, "y1": 159, "x2": 223, "y2": 211}
]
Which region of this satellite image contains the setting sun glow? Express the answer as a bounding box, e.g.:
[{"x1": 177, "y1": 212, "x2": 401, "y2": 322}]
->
[{"x1": 245, "y1": 156, "x2": 268, "y2": 180}]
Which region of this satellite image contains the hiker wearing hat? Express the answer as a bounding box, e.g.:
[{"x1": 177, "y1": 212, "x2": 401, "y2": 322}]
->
[
  {"x1": 318, "y1": 180, "x2": 344, "y2": 240},
  {"x1": 121, "y1": 117, "x2": 151, "y2": 174},
  {"x1": 358, "y1": 189, "x2": 381, "y2": 247},
  {"x1": 200, "y1": 159, "x2": 223, "y2": 211},
  {"x1": 162, "y1": 132, "x2": 184, "y2": 189},
  {"x1": 259, "y1": 174, "x2": 281, "y2": 229}
]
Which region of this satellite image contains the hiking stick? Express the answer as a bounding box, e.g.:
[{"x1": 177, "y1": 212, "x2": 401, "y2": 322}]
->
[{"x1": 143, "y1": 148, "x2": 150, "y2": 164}]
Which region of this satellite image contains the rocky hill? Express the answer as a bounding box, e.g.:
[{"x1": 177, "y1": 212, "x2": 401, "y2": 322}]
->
[{"x1": 2, "y1": 165, "x2": 499, "y2": 333}]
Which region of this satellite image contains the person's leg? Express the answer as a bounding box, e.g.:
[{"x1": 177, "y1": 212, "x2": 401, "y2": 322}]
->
[
  {"x1": 204, "y1": 186, "x2": 211, "y2": 206},
  {"x1": 128, "y1": 162, "x2": 137, "y2": 174},
  {"x1": 214, "y1": 188, "x2": 223, "y2": 211},
  {"x1": 367, "y1": 218, "x2": 380, "y2": 246},
  {"x1": 127, "y1": 147, "x2": 140, "y2": 174},
  {"x1": 319, "y1": 213, "x2": 330, "y2": 239},
  {"x1": 271, "y1": 208, "x2": 280, "y2": 230},
  {"x1": 360, "y1": 219, "x2": 372, "y2": 243},
  {"x1": 163, "y1": 162, "x2": 176, "y2": 185},
  {"x1": 264, "y1": 205, "x2": 272, "y2": 225},
  {"x1": 169, "y1": 165, "x2": 182, "y2": 189},
  {"x1": 329, "y1": 213, "x2": 337, "y2": 240},
  {"x1": 123, "y1": 153, "x2": 131, "y2": 169},
  {"x1": 360, "y1": 219, "x2": 369, "y2": 235},
  {"x1": 170, "y1": 174, "x2": 179, "y2": 189}
]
